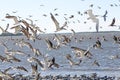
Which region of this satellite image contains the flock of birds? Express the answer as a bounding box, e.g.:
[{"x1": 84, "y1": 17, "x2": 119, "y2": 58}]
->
[
  {"x1": 0, "y1": 1, "x2": 120, "y2": 80},
  {"x1": 0, "y1": 28, "x2": 120, "y2": 79},
  {"x1": 0, "y1": 1, "x2": 120, "y2": 34}
]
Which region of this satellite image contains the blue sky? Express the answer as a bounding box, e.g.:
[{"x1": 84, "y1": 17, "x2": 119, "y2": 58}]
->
[{"x1": 0, "y1": 0, "x2": 120, "y2": 33}]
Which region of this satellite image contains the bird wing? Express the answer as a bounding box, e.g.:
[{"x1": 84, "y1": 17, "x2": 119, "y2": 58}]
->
[
  {"x1": 50, "y1": 13, "x2": 60, "y2": 30},
  {"x1": 103, "y1": 10, "x2": 108, "y2": 21},
  {"x1": 109, "y1": 18, "x2": 115, "y2": 26}
]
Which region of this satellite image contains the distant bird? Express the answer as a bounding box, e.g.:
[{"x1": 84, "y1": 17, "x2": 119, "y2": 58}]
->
[
  {"x1": 62, "y1": 35, "x2": 71, "y2": 45},
  {"x1": 69, "y1": 15, "x2": 74, "y2": 19},
  {"x1": 50, "y1": 13, "x2": 67, "y2": 32},
  {"x1": 92, "y1": 60, "x2": 100, "y2": 67},
  {"x1": 113, "y1": 35, "x2": 120, "y2": 43},
  {"x1": 48, "y1": 57, "x2": 59, "y2": 68},
  {"x1": 109, "y1": 17, "x2": 116, "y2": 26},
  {"x1": 40, "y1": 4, "x2": 44, "y2": 6},
  {"x1": 102, "y1": 36, "x2": 107, "y2": 41},
  {"x1": 4, "y1": 66, "x2": 28, "y2": 72},
  {"x1": 45, "y1": 38, "x2": 55, "y2": 50},
  {"x1": 102, "y1": 10, "x2": 108, "y2": 21},
  {"x1": 43, "y1": 14, "x2": 47, "y2": 17},
  {"x1": 0, "y1": 55, "x2": 11, "y2": 63},
  {"x1": 12, "y1": 11, "x2": 17, "y2": 13},
  {"x1": 0, "y1": 24, "x2": 9, "y2": 33},
  {"x1": 77, "y1": 11, "x2": 81, "y2": 14},
  {"x1": 66, "y1": 54, "x2": 82, "y2": 66},
  {"x1": 27, "y1": 57, "x2": 44, "y2": 68},
  {"x1": 93, "y1": 40, "x2": 103, "y2": 49},
  {"x1": 10, "y1": 25, "x2": 22, "y2": 34},
  {"x1": 89, "y1": 4, "x2": 94, "y2": 7},
  {"x1": 13, "y1": 66, "x2": 28, "y2": 72},
  {"x1": 86, "y1": 9, "x2": 99, "y2": 32},
  {"x1": 54, "y1": 8, "x2": 58, "y2": 11},
  {"x1": 54, "y1": 34, "x2": 61, "y2": 47},
  {"x1": 31, "y1": 64, "x2": 38, "y2": 75},
  {"x1": 97, "y1": 6, "x2": 101, "y2": 9},
  {"x1": 0, "y1": 70, "x2": 13, "y2": 80},
  {"x1": 70, "y1": 29, "x2": 76, "y2": 37},
  {"x1": 113, "y1": 35, "x2": 118, "y2": 43}
]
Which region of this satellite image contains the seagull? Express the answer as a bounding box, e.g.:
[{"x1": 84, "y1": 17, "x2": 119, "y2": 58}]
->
[
  {"x1": 5, "y1": 49, "x2": 26, "y2": 56},
  {"x1": 26, "y1": 18, "x2": 34, "y2": 26},
  {"x1": 31, "y1": 64, "x2": 38, "y2": 75},
  {"x1": 28, "y1": 54, "x2": 53, "y2": 71},
  {"x1": 27, "y1": 57, "x2": 44, "y2": 68},
  {"x1": 0, "y1": 24, "x2": 9, "y2": 33},
  {"x1": 20, "y1": 25, "x2": 31, "y2": 40},
  {"x1": 5, "y1": 54, "x2": 21, "y2": 62},
  {"x1": 102, "y1": 10, "x2": 108, "y2": 21},
  {"x1": 69, "y1": 15, "x2": 74, "y2": 19},
  {"x1": 93, "y1": 40, "x2": 103, "y2": 49},
  {"x1": 86, "y1": 9, "x2": 99, "y2": 32},
  {"x1": 45, "y1": 38, "x2": 55, "y2": 50},
  {"x1": 70, "y1": 29, "x2": 76, "y2": 37},
  {"x1": 48, "y1": 57, "x2": 59, "y2": 68},
  {"x1": 54, "y1": 34, "x2": 61, "y2": 47},
  {"x1": 109, "y1": 17, "x2": 116, "y2": 26},
  {"x1": 4, "y1": 66, "x2": 28, "y2": 72},
  {"x1": 113, "y1": 35, "x2": 120, "y2": 43},
  {"x1": 92, "y1": 60, "x2": 100, "y2": 67},
  {"x1": 0, "y1": 70, "x2": 13, "y2": 80},
  {"x1": 113, "y1": 35, "x2": 118, "y2": 43},
  {"x1": 66, "y1": 54, "x2": 82, "y2": 66},
  {"x1": 71, "y1": 46, "x2": 93, "y2": 59},
  {"x1": 89, "y1": 4, "x2": 94, "y2": 7},
  {"x1": 0, "y1": 55, "x2": 12, "y2": 63},
  {"x1": 5, "y1": 15, "x2": 19, "y2": 25},
  {"x1": 50, "y1": 13, "x2": 67, "y2": 32},
  {"x1": 13, "y1": 66, "x2": 28, "y2": 72},
  {"x1": 10, "y1": 25, "x2": 22, "y2": 34}
]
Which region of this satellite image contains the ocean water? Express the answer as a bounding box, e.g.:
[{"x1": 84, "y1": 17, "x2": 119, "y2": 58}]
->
[{"x1": 0, "y1": 31, "x2": 120, "y2": 77}]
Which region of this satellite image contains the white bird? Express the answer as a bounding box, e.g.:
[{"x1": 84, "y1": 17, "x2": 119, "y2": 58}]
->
[
  {"x1": 50, "y1": 13, "x2": 67, "y2": 32},
  {"x1": 71, "y1": 46, "x2": 93, "y2": 59},
  {"x1": 66, "y1": 54, "x2": 82, "y2": 66},
  {"x1": 10, "y1": 25, "x2": 22, "y2": 34},
  {"x1": 0, "y1": 24, "x2": 9, "y2": 33},
  {"x1": 86, "y1": 9, "x2": 99, "y2": 32},
  {"x1": 5, "y1": 15, "x2": 19, "y2": 25}
]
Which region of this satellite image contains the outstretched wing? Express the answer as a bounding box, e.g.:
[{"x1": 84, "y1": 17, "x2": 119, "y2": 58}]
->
[
  {"x1": 50, "y1": 13, "x2": 60, "y2": 30},
  {"x1": 109, "y1": 18, "x2": 115, "y2": 26}
]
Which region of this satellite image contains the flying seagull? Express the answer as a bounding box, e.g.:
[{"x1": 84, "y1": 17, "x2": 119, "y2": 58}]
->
[
  {"x1": 86, "y1": 9, "x2": 99, "y2": 32},
  {"x1": 50, "y1": 13, "x2": 67, "y2": 32},
  {"x1": 71, "y1": 46, "x2": 93, "y2": 59},
  {"x1": 5, "y1": 15, "x2": 19, "y2": 25},
  {"x1": 102, "y1": 10, "x2": 108, "y2": 21},
  {"x1": 109, "y1": 17, "x2": 116, "y2": 26},
  {"x1": 66, "y1": 54, "x2": 82, "y2": 66}
]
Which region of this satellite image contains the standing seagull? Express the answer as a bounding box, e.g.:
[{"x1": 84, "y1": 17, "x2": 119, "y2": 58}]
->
[
  {"x1": 50, "y1": 13, "x2": 67, "y2": 32},
  {"x1": 109, "y1": 17, "x2": 116, "y2": 26},
  {"x1": 86, "y1": 9, "x2": 99, "y2": 32}
]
